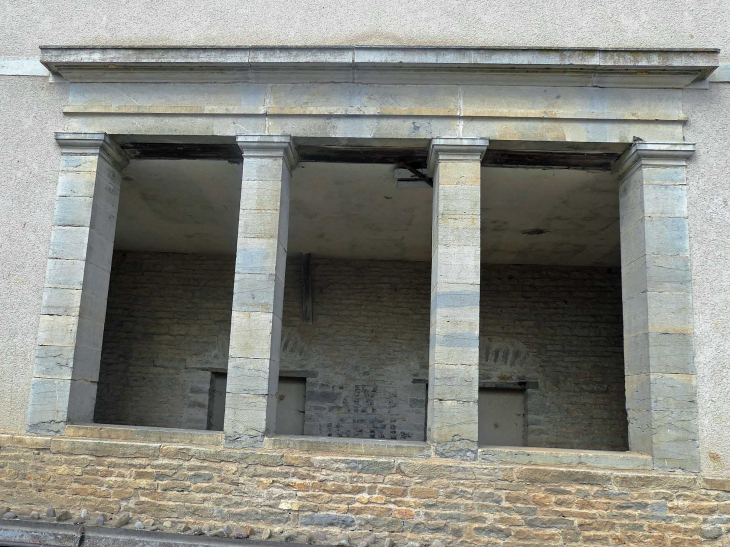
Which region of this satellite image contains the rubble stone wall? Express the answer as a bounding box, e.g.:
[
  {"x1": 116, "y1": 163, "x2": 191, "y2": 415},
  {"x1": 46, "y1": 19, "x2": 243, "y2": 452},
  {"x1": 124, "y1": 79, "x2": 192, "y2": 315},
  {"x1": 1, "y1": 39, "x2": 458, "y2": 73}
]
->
[{"x1": 0, "y1": 434, "x2": 728, "y2": 546}]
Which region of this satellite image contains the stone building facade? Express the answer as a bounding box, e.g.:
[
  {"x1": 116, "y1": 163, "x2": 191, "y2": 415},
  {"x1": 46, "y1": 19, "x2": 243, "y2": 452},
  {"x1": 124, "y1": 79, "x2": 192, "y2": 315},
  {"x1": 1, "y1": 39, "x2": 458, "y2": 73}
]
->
[{"x1": 1, "y1": 3, "x2": 730, "y2": 546}]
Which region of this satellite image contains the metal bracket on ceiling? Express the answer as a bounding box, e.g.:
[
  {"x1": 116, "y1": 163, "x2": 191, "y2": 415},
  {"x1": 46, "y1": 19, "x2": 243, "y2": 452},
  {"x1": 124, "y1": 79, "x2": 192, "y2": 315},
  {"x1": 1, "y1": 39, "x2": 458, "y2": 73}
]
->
[{"x1": 395, "y1": 162, "x2": 433, "y2": 188}]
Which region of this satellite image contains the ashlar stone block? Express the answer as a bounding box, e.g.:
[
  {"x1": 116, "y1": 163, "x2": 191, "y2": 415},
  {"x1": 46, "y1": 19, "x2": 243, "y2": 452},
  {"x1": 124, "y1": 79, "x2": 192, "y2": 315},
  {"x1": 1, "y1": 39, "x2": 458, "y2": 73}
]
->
[
  {"x1": 27, "y1": 133, "x2": 128, "y2": 435},
  {"x1": 224, "y1": 135, "x2": 297, "y2": 448},
  {"x1": 426, "y1": 137, "x2": 488, "y2": 461},
  {"x1": 613, "y1": 142, "x2": 698, "y2": 472}
]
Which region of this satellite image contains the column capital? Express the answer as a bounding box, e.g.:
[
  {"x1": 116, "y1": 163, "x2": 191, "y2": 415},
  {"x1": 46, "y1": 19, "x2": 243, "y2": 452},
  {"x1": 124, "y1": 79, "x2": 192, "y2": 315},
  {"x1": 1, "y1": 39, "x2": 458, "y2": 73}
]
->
[
  {"x1": 55, "y1": 132, "x2": 130, "y2": 171},
  {"x1": 428, "y1": 137, "x2": 489, "y2": 177},
  {"x1": 612, "y1": 142, "x2": 695, "y2": 181},
  {"x1": 236, "y1": 134, "x2": 299, "y2": 172}
]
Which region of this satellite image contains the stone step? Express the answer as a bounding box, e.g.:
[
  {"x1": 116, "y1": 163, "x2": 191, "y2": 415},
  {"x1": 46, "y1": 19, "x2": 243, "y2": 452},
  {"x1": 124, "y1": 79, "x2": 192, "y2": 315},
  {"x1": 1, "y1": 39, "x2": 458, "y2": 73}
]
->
[{"x1": 64, "y1": 424, "x2": 223, "y2": 446}]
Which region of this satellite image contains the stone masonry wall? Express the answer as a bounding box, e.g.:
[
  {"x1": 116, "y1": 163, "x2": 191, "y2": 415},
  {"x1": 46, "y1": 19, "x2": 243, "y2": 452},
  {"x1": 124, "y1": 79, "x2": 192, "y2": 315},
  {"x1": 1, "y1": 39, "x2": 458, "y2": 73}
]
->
[
  {"x1": 0, "y1": 434, "x2": 729, "y2": 546},
  {"x1": 94, "y1": 251, "x2": 234, "y2": 429},
  {"x1": 95, "y1": 252, "x2": 626, "y2": 450}
]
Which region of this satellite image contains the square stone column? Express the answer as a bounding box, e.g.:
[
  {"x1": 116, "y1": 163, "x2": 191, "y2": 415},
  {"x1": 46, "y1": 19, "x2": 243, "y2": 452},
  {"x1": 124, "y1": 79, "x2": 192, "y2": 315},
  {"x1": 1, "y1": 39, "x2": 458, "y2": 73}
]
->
[
  {"x1": 224, "y1": 135, "x2": 297, "y2": 448},
  {"x1": 426, "y1": 137, "x2": 488, "y2": 461},
  {"x1": 27, "y1": 133, "x2": 128, "y2": 435},
  {"x1": 613, "y1": 142, "x2": 699, "y2": 472}
]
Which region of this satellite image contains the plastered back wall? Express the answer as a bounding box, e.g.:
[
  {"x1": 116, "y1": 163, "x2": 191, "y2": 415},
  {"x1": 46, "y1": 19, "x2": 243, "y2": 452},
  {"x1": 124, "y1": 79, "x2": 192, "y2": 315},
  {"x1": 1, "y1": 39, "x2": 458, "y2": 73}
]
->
[
  {"x1": 0, "y1": 0, "x2": 727, "y2": 473},
  {"x1": 93, "y1": 251, "x2": 626, "y2": 449}
]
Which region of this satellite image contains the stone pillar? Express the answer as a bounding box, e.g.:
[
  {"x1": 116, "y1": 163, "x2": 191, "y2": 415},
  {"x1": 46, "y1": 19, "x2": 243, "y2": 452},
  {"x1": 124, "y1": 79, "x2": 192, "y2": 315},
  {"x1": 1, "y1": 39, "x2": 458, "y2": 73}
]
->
[
  {"x1": 426, "y1": 137, "x2": 488, "y2": 461},
  {"x1": 27, "y1": 133, "x2": 128, "y2": 435},
  {"x1": 224, "y1": 135, "x2": 297, "y2": 448},
  {"x1": 613, "y1": 142, "x2": 699, "y2": 472}
]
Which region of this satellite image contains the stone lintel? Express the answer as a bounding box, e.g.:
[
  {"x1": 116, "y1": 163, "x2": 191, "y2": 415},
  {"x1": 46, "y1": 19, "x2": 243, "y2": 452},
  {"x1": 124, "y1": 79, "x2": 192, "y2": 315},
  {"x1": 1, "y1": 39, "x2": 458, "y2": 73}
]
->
[
  {"x1": 235, "y1": 135, "x2": 299, "y2": 172},
  {"x1": 612, "y1": 142, "x2": 696, "y2": 181}
]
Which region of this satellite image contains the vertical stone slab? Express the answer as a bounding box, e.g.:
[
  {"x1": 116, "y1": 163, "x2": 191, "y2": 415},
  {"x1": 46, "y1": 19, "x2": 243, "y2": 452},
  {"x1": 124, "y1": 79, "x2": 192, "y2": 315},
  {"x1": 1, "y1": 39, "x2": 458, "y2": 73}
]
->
[
  {"x1": 27, "y1": 133, "x2": 128, "y2": 435},
  {"x1": 224, "y1": 135, "x2": 297, "y2": 448},
  {"x1": 426, "y1": 137, "x2": 488, "y2": 461},
  {"x1": 613, "y1": 142, "x2": 699, "y2": 472}
]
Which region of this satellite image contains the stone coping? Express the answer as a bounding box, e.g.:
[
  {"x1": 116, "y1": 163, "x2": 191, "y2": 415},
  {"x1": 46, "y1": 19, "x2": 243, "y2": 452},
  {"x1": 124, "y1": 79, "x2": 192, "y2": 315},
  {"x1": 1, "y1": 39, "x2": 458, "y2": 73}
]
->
[
  {"x1": 1, "y1": 426, "x2": 658, "y2": 471},
  {"x1": 263, "y1": 435, "x2": 432, "y2": 458},
  {"x1": 63, "y1": 424, "x2": 223, "y2": 446},
  {"x1": 10, "y1": 424, "x2": 656, "y2": 471},
  {"x1": 39, "y1": 46, "x2": 719, "y2": 87},
  {"x1": 478, "y1": 446, "x2": 653, "y2": 470}
]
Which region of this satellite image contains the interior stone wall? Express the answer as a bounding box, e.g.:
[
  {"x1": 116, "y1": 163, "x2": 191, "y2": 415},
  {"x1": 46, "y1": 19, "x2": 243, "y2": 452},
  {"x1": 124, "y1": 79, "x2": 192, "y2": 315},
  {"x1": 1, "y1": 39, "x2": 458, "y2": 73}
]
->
[
  {"x1": 94, "y1": 251, "x2": 234, "y2": 429},
  {"x1": 95, "y1": 251, "x2": 626, "y2": 450}
]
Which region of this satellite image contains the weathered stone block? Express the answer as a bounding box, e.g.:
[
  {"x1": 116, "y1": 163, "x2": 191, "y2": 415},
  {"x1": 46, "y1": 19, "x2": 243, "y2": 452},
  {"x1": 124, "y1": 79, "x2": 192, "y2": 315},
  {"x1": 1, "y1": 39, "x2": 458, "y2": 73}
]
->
[
  {"x1": 433, "y1": 215, "x2": 480, "y2": 247},
  {"x1": 622, "y1": 254, "x2": 691, "y2": 296},
  {"x1": 37, "y1": 315, "x2": 78, "y2": 347},
  {"x1": 34, "y1": 345, "x2": 101, "y2": 382},
  {"x1": 56, "y1": 170, "x2": 99, "y2": 197},
  {"x1": 223, "y1": 392, "x2": 270, "y2": 447},
  {"x1": 237, "y1": 210, "x2": 284, "y2": 239},
  {"x1": 622, "y1": 291, "x2": 693, "y2": 337},
  {"x1": 241, "y1": 157, "x2": 287, "y2": 183},
  {"x1": 434, "y1": 161, "x2": 481, "y2": 186},
  {"x1": 227, "y1": 358, "x2": 279, "y2": 395},
  {"x1": 431, "y1": 245, "x2": 480, "y2": 286},
  {"x1": 624, "y1": 333, "x2": 694, "y2": 376},
  {"x1": 429, "y1": 400, "x2": 478, "y2": 444},
  {"x1": 239, "y1": 179, "x2": 285, "y2": 210},
  {"x1": 234, "y1": 237, "x2": 280, "y2": 276},
  {"x1": 26, "y1": 378, "x2": 96, "y2": 434},
  {"x1": 53, "y1": 196, "x2": 94, "y2": 227},
  {"x1": 228, "y1": 311, "x2": 277, "y2": 359},
  {"x1": 50, "y1": 438, "x2": 161, "y2": 458},
  {"x1": 300, "y1": 513, "x2": 356, "y2": 529},
  {"x1": 433, "y1": 185, "x2": 481, "y2": 216},
  {"x1": 232, "y1": 273, "x2": 283, "y2": 314},
  {"x1": 429, "y1": 364, "x2": 478, "y2": 403}
]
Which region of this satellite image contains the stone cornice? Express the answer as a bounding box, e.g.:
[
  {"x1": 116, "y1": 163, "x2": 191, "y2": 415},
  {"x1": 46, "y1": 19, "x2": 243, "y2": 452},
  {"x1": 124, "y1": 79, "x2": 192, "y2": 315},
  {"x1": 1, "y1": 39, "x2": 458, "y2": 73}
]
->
[
  {"x1": 236, "y1": 135, "x2": 299, "y2": 172},
  {"x1": 39, "y1": 46, "x2": 719, "y2": 88},
  {"x1": 54, "y1": 132, "x2": 130, "y2": 171},
  {"x1": 612, "y1": 142, "x2": 696, "y2": 181}
]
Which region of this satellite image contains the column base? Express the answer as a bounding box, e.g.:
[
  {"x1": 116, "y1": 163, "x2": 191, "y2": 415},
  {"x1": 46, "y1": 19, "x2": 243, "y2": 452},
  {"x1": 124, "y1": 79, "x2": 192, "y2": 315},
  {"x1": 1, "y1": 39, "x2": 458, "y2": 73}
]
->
[{"x1": 432, "y1": 438, "x2": 478, "y2": 461}]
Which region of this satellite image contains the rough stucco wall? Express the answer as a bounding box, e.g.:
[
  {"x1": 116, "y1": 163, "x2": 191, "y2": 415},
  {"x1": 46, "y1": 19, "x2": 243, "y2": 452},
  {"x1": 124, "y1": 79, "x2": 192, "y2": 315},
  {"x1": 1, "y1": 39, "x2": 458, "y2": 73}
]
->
[
  {"x1": 1, "y1": 1, "x2": 729, "y2": 57},
  {"x1": 0, "y1": 76, "x2": 69, "y2": 435},
  {"x1": 683, "y1": 84, "x2": 730, "y2": 476},
  {"x1": 94, "y1": 251, "x2": 626, "y2": 449}
]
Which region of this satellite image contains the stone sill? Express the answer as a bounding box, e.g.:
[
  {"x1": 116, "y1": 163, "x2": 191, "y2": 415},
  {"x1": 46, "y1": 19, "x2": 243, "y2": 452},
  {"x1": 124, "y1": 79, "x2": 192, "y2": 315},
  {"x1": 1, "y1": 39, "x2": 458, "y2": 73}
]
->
[
  {"x1": 264, "y1": 435, "x2": 432, "y2": 458},
  {"x1": 64, "y1": 424, "x2": 223, "y2": 446},
  {"x1": 478, "y1": 446, "x2": 652, "y2": 470},
  {"x1": 10, "y1": 425, "x2": 654, "y2": 471}
]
